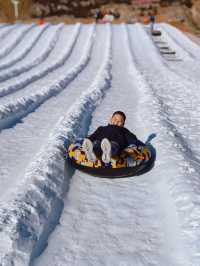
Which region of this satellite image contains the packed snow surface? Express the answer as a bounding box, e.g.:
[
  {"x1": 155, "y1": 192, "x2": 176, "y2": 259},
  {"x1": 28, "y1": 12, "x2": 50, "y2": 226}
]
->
[{"x1": 0, "y1": 22, "x2": 200, "y2": 266}]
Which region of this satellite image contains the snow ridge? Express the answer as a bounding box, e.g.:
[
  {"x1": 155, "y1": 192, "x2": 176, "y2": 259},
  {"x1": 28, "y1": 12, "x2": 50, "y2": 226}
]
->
[
  {"x1": 0, "y1": 24, "x2": 112, "y2": 266},
  {"x1": 0, "y1": 24, "x2": 35, "y2": 60},
  {"x1": 0, "y1": 24, "x2": 94, "y2": 131},
  {"x1": 0, "y1": 24, "x2": 50, "y2": 71},
  {"x1": 0, "y1": 24, "x2": 63, "y2": 83},
  {"x1": 0, "y1": 23, "x2": 80, "y2": 98}
]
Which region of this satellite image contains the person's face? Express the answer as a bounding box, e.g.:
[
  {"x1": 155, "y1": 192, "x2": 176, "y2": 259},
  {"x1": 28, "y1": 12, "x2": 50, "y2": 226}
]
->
[{"x1": 110, "y1": 114, "x2": 125, "y2": 127}]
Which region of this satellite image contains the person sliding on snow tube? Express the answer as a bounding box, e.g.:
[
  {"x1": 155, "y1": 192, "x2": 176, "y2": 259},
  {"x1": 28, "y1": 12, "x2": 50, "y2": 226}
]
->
[{"x1": 82, "y1": 111, "x2": 145, "y2": 164}]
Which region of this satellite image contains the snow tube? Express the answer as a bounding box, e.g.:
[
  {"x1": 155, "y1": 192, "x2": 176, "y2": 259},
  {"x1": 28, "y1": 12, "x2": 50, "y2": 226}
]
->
[{"x1": 66, "y1": 140, "x2": 156, "y2": 178}]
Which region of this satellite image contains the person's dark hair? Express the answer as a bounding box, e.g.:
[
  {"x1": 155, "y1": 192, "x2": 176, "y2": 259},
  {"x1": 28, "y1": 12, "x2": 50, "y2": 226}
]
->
[{"x1": 112, "y1": 111, "x2": 126, "y2": 122}]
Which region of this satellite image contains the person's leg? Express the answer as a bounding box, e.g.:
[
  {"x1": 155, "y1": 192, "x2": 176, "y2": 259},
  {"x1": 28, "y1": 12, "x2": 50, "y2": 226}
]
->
[
  {"x1": 82, "y1": 138, "x2": 97, "y2": 162},
  {"x1": 110, "y1": 141, "x2": 121, "y2": 157},
  {"x1": 101, "y1": 139, "x2": 121, "y2": 163},
  {"x1": 93, "y1": 140, "x2": 102, "y2": 158}
]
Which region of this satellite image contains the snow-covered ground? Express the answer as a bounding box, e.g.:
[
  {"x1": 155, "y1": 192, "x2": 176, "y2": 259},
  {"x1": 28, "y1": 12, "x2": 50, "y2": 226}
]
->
[{"x1": 0, "y1": 22, "x2": 200, "y2": 266}]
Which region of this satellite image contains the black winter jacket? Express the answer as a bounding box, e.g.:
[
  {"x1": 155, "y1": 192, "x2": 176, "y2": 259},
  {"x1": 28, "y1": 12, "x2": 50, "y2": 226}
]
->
[{"x1": 88, "y1": 124, "x2": 145, "y2": 151}]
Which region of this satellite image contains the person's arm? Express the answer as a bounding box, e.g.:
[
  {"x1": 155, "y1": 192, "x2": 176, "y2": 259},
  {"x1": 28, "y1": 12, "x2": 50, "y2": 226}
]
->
[
  {"x1": 125, "y1": 129, "x2": 145, "y2": 147},
  {"x1": 87, "y1": 126, "x2": 102, "y2": 142}
]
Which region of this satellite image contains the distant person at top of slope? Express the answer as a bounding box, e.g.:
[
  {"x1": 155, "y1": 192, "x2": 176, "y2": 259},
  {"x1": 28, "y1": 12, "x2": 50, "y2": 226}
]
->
[
  {"x1": 82, "y1": 111, "x2": 145, "y2": 164},
  {"x1": 38, "y1": 11, "x2": 45, "y2": 25},
  {"x1": 94, "y1": 9, "x2": 103, "y2": 23},
  {"x1": 102, "y1": 11, "x2": 114, "y2": 24},
  {"x1": 149, "y1": 13, "x2": 155, "y2": 33}
]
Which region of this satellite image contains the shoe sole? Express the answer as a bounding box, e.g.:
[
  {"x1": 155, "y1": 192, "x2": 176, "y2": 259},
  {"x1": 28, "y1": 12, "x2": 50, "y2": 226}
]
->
[
  {"x1": 101, "y1": 139, "x2": 111, "y2": 163},
  {"x1": 82, "y1": 139, "x2": 96, "y2": 162}
]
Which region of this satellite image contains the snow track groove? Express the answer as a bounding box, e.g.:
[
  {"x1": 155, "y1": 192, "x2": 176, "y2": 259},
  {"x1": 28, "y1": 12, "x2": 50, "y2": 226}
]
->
[
  {"x1": 130, "y1": 24, "x2": 200, "y2": 162},
  {"x1": 0, "y1": 24, "x2": 112, "y2": 266},
  {"x1": 0, "y1": 24, "x2": 94, "y2": 130},
  {"x1": 34, "y1": 23, "x2": 188, "y2": 266},
  {"x1": 0, "y1": 24, "x2": 18, "y2": 40},
  {"x1": 128, "y1": 23, "x2": 200, "y2": 265},
  {"x1": 0, "y1": 24, "x2": 34, "y2": 60},
  {"x1": 35, "y1": 24, "x2": 163, "y2": 266},
  {"x1": 0, "y1": 24, "x2": 49, "y2": 71},
  {"x1": 0, "y1": 24, "x2": 79, "y2": 98},
  {"x1": 0, "y1": 24, "x2": 63, "y2": 83}
]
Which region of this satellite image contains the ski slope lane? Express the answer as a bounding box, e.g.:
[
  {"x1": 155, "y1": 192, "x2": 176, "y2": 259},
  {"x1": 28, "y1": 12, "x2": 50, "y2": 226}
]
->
[
  {"x1": 0, "y1": 24, "x2": 101, "y2": 202},
  {"x1": 0, "y1": 24, "x2": 34, "y2": 60},
  {"x1": 0, "y1": 24, "x2": 94, "y2": 130},
  {"x1": 0, "y1": 24, "x2": 49, "y2": 70},
  {"x1": 0, "y1": 24, "x2": 63, "y2": 82},
  {"x1": 0, "y1": 24, "x2": 96, "y2": 201},
  {"x1": 128, "y1": 23, "x2": 200, "y2": 265},
  {"x1": 129, "y1": 23, "x2": 200, "y2": 162},
  {"x1": 33, "y1": 23, "x2": 191, "y2": 266},
  {"x1": 0, "y1": 24, "x2": 111, "y2": 266},
  {"x1": 0, "y1": 24, "x2": 78, "y2": 99}
]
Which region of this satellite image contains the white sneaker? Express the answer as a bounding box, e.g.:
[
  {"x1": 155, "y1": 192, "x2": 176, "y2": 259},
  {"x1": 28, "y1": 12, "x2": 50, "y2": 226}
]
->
[
  {"x1": 101, "y1": 138, "x2": 111, "y2": 164},
  {"x1": 82, "y1": 138, "x2": 96, "y2": 162}
]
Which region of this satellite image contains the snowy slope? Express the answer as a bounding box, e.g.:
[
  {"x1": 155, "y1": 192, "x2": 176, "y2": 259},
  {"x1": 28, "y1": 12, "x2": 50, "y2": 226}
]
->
[
  {"x1": 0, "y1": 24, "x2": 34, "y2": 60},
  {"x1": 0, "y1": 23, "x2": 200, "y2": 266},
  {"x1": 157, "y1": 24, "x2": 200, "y2": 92},
  {"x1": 0, "y1": 24, "x2": 49, "y2": 70}
]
